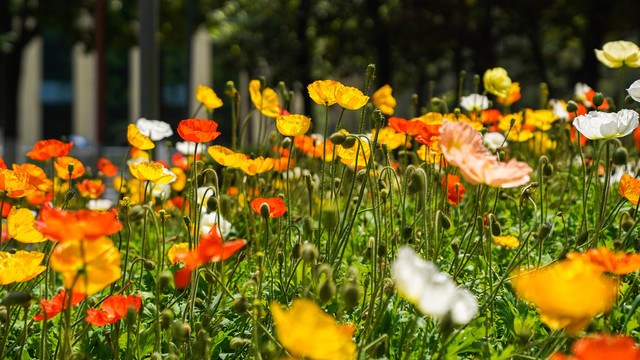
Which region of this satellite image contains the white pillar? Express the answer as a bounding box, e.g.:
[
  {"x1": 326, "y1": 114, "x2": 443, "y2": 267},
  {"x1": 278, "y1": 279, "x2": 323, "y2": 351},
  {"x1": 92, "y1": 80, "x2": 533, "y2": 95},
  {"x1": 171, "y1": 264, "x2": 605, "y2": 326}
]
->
[
  {"x1": 17, "y1": 36, "x2": 43, "y2": 162},
  {"x1": 72, "y1": 43, "x2": 97, "y2": 142},
  {"x1": 189, "y1": 26, "x2": 212, "y2": 115},
  {"x1": 129, "y1": 46, "x2": 140, "y2": 122}
]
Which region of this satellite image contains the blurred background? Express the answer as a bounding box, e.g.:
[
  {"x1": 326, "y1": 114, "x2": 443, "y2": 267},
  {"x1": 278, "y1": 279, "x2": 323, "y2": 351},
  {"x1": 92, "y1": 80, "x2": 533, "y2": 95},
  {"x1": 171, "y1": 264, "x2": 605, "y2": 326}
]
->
[{"x1": 1, "y1": 0, "x2": 640, "y2": 164}]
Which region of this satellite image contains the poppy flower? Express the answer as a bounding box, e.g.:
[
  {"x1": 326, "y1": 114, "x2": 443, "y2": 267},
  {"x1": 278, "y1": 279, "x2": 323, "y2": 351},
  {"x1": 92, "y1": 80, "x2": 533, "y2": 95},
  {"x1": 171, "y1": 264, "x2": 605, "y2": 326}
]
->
[
  {"x1": 511, "y1": 259, "x2": 617, "y2": 334},
  {"x1": 566, "y1": 247, "x2": 640, "y2": 275},
  {"x1": 170, "y1": 167, "x2": 186, "y2": 192},
  {"x1": 128, "y1": 161, "x2": 177, "y2": 184},
  {"x1": 49, "y1": 237, "x2": 121, "y2": 295},
  {"x1": 595, "y1": 40, "x2": 640, "y2": 68},
  {"x1": 294, "y1": 135, "x2": 317, "y2": 155},
  {"x1": 249, "y1": 80, "x2": 281, "y2": 117},
  {"x1": 271, "y1": 299, "x2": 356, "y2": 360},
  {"x1": 0, "y1": 169, "x2": 36, "y2": 198},
  {"x1": 307, "y1": 80, "x2": 340, "y2": 106},
  {"x1": 335, "y1": 85, "x2": 369, "y2": 110},
  {"x1": 628, "y1": 80, "x2": 640, "y2": 102},
  {"x1": 33, "y1": 290, "x2": 85, "y2": 321},
  {"x1": 414, "y1": 123, "x2": 442, "y2": 148},
  {"x1": 442, "y1": 174, "x2": 465, "y2": 206},
  {"x1": 239, "y1": 157, "x2": 275, "y2": 176},
  {"x1": 196, "y1": 84, "x2": 223, "y2": 110},
  {"x1": 54, "y1": 156, "x2": 85, "y2": 180},
  {"x1": 0, "y1": 250, "x2": 46, "y2": 284},
  {"x1": 27, "y1": 139, "x2": 73, "y2": 161},
  {"x1": 207, "y1": 145, "x2": 248, "y2": 167},
  {"x1": 177, "y1": 118, "x2": 221, "y2": 143},
  {"x1": 416, "y1": 145, "x2": 444, "y2": 164},
  {"x1": 251, "y1": 197, "x2": 287, "y2": 218},
  {"x1": 173, "y1": 225, "x2": 246, "y2": 288},
  {"x1": 167, "y1": 243, "x2": 190, "y2": 264},
  {"x1": 276, "y1": 114, "x2": 312, "y2": 137},
  {"x1": 76, "y1": 179, "x2": 105, "y2": 199},
  {"x1": 460, "y1": 94, "x2": 489, "y2": 112},
  {"x1": 574, "y1": 109, "x2": 639, "y2": 140},
  {"x1": 12, "y1": 163, "x2": 52, "y2": 192},
  {"x1": 136, "y1": 118, "x2": 173, "y2": 141},
  {"x1": 0, "y1": 157, "x2": 6, "y2": 169},
  {"x1": 127, "y1": 123, "x2": 155, "y2": 150},
  {"x1": 7, "y1": 207, "x2": 46, "y2": 243},
  {"x1": 35, "y1": 203, "x2": 123, "y2": 242},
  {"x1": 85, "y1": 294, "x2": 142, "y2": 326},
  {"x1": 550, "y1": 334, "x2": 640, "y2": 360},
  {"x1": 583, "y1": 89, "x2": 609, "y2": 110},
  {"x1": 483, "y1": 67, "x2": 512, "y2": 98},
  {"x1": 493, "y1": 235, "x2": 519, "y2": 248},
  {"x1": 371, "y1": 84, "x2": 396, "y2": 115},
  {"x1": 497, "y1": 83, "x2": 521, "y2": 107}
]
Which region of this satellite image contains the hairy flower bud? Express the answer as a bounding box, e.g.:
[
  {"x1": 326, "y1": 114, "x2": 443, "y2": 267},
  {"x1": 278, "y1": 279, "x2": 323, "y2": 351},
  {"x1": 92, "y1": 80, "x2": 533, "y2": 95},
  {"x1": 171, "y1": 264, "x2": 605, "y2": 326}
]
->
[{"x1": 613, "y1": 147, "x2": 629, "y2": 166}]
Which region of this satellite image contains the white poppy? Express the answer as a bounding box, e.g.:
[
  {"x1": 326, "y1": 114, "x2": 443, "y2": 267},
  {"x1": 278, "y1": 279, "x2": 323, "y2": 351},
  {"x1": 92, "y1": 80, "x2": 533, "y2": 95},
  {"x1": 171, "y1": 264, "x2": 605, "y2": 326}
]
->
[
  {"x1": 176, "y1": 141, "x2": 206, "y2": 155},
  {"x1": 391, "y1": 246, "x2": 478, "y2": 324},
  {"x1": 151, "y1": 183, "x2": 172, "y2": 200},
  {"x1": 460, "y1": 94, "x2": 489, "y2": 112},
  {"x1": 136, "y1": 118, "x2": 173, "y2": 141},
  {"x1": 87, "y1": 199, "x2": 114, "y2": 211},
  {"x1": 548, "y1": 99, "x2": 569, "y2": 121},
  {"x1": 573, "y1": 109, "x2": 639, "y2": 140},
  {"x1": 574, "y1": 83, "x2": 592, "y2": 105},
  {"x1": 483, "y1": 132, "x2": 506, "y2": 151},
  {"x1": 627, "y1": 80, "x2": 640, "y2": 102},
  {"x1": 200, "y1": 211, "x2": 232, "y2": 237}
]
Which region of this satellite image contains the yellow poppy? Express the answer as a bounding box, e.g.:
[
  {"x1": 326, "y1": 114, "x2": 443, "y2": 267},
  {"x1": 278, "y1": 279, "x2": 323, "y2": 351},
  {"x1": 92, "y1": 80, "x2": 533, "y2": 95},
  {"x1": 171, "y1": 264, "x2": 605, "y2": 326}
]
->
[
  {"x1": 271, "y1": 299, "x2": 356, "y2": 360},
  {"x1": 170, "y1": 167, "x2": 186, "y2": 191},
  {"x1": 50, "y1": 237, "x2": 121, "y2": 295},
  {"x1": 508, "y1": 129, "x2": 534, "y2": 142},
  {"x1": 276, "y1": 114, "x2": 311, "y2": 137},
  {"x1": 416, "y1": 145, "x2": 443, "y2": 164},
  {"x1": 196, "y1": 84, "x2": 223, "y2": 110},
  {"x1": 414, "y1": 112, "x2": 444, "y2": 125},
  {"x1": 7, "y1": 207, "x2": 47, "y2": 243},
  {"x1": 483, "y1": 67, "x2": 512, "y2": 98},
  {"x1": 239, "y1": 157, "x2": 275, "y2": 175},
  {"x1": 525, "y1": 109, "x2": 559, "y2": 131},
  {"x1": 512, "y1": 259, "x2": 617, "y2": 334},
  {"x1": 334, "y1": 131, "x2": 371, "y2": 167},
  {"x1": 127, "y1": 123, "x2": 155, "y2": 150},
  {"x1": 371, "y1": 127, "x2": 405, "y2": 150},
  {"x1": 444, "y1": 113, "x2": 483, "y2": 131},
  {"x1": 128, "y1": 162, "x2": 176, "y2": 184},
  {"x1": 0, "y1": 251, "x2": 46, "y2": 284},
  {"x1": 249, "y1": 80, "x2": 280, "y2": 118},
  {"x1": 492, "y1": 235, "x2": 519, "y2": 248},
  {"x1": 335, "y1": 85, "x2": 369, "y2": 110},
  {"x1": 307, "y1": 80, "x2": 340, "y2": 106},
  {"x1": 529, "y1": 131, "x2": 556, "y2": 154},
  {"x1": 207, "y1": 145, "x2": 249, "y2": 166},
  {"x1": 167, "y1": 243, "x2": 190, "y2": 264},
  {"x1": 595, "y1": 40, "x2": 640, "y2": 68},
  {"x1": 372, "y1": 84, "x2": 396, "y2": 115}
]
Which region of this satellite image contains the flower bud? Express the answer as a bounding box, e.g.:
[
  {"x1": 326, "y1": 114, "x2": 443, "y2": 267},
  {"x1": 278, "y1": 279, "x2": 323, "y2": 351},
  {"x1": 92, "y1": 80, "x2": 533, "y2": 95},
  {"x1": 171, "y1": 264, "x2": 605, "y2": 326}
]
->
[
  {"x1": 304, "y1": 174, "x2": 313, "y2": 189},
  {"x1": 322, "y1": 205, "x2": 339, "y2": 230},
  {"x1": 183, "y1": 216, "x2": 191, "y2": 229},
  {"x1": 537, "y1": 222, "x2": 552, "y2": 242},
  {"x1": 269, "y1": 130, "x2": 278, "y2": 146},
  {"x1": 160, "y1": 309, "x2": 174, "y2": 329},
  {"x1": 613, "y1": 147, "x2": 629, "y2": 166},
  {"x1": 172, "y1": 321, "x2": 190, "y2": 343},
  {"x1": 318, "y1": 279, "x2": 337, "y2": 304},
  {"x1": 373, "y1": 109, "x2": 384, "y2": 127},
  {"x1": 0, "y1": 306, "x2": 7, "y2": 323},
  {"x1": 383, "y1": 279, "x2": 395, "y2": 297},
  {"x1": 377, "y1": 241, "x2": 387, "y2": 257},
  {"x1": 230, "y1": 337, "x2": 249, "y2": 351},
  {"x1": 206, "y1": 196, "x2": 219, "y2": 211},
  {"x1": 341, "y1": 283, "x2": 361, "y2": 309},
  {"x1": 278, "y1": 81, "x2": 286, "y2": 95},
  {"x1": 402, "y1": 225, "x2": 413, "y2": 240},
  {"x1": 64, "y1": 190, "x2": 76, "y2": 202},
  {"x1": 225, "y1": 80, "x2": 237, "y2": 96},
  {"x1": 301, "y1": 242, "x2": 319, "y2": 264},
  {"x1": 67, "y1": 162, "x2": 75, "y2": 175},
  {"x1": 203, "y1": 271, "x2": 215, "y2": 284},
  {"x1": 2, "y1": 292, "x2": 31, "y2": 307},
  {"x1": 623, "y1": 218, "x2": 635, "y2": 232},
  {"x1": 366, "y1": 64, "x2": 376, "y2": 79},
  {"x1": 233, "y1": 296, "x2": 250, "y2": 314},
  {"x1": 576, "y1": 230, "x2": 589, "y2": 246},
  {"x1": 144, "y1": 260, "x2": 156, "y2": 271},
  {"x1": 259, "y1": 203, "x2": 271, "y2": 218},
  {"x1": 566, "y1": 100, "x2": 579, "y2": 113},
  {"x1": 286, "y1": 90, "x2": 294, "y2": 103},
  {"x1": 158, "y1": 270, "x2": 173, "y2": 291},
  {"x1": 543, "y1": 163, "x2": 554, "y2": 177},
  {"x1": 437, "y1": 211, "x2": 451, "y2": 230},
  {"x1": 125, "y1": 305, "x2": 137, "y2": 326},
  {"x1": 491, "y1": 219, "x2": 502, "y2": 237},
  {"x1": 626, "y1": 95, "x2": 635, "y2": 105},
  {"x1": 412, "y1": 93, "x2": 419, "y2": 104},
  {"x1": 150, "y1": 352, "x2": 162, "y2": 360},
  {"x1": 592, "y1": 92, "x2": 605, "y2": 108},
  {"x1": 342, "y1": 136, "x2": 357, "y2": 148},
  {"x1": 407, "y1": 171, "x2": 424, "y2": 194},
  {"x1": 380, "y1": 188, "x2": 388, "y2": 200},
  {"x1": 329, "y1": 132, "x2": 346, "y2": 145},
  {"x1": 450, "y1": 240, "x2": 460, "y2": 253},
  {"x1": 373, "y1": 337, "x2": 388, "y2": 358},
  {"x1": 291, "y1": 242, "x2": 302, "y2": 259},
  {"x1": 282, "y1": 136, "x2": 292, "y2": 149}
]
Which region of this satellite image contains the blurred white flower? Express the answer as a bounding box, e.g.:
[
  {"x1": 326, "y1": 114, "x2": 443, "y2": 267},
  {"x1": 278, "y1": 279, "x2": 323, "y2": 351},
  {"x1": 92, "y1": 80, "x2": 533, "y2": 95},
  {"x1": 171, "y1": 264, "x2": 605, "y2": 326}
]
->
[
  {"x1": 176, "y1": 141, "x2": 206, "y2": 155},
  {"x1": 548, "y1": 99, "x2": 569, "y2": 121},
  {"x1": 627, "y1": 80, "x2": 640, "y2": 102},
  {"x1": 483, "y1": 132, "x2": 506, "y2": 152},
  {"x1": 136, "y1": 118, "x2": 173, "y2": 141},
  {"x1": 200, "y1": 211, "x2": 232, "y2": 237},
  {"x1": 573, "y1": 109, "x2": 639, "y2": 140},
  {"x1": 574, "y1": 83, "x2": 592, "y2": 105},
  {"x1": 151, "y1": 183, "x2": 172, "y2": 201},
  {"x1": 87, "y1": 199, "x2": 114, "y2": 211},
  {"x1": 391, "y1": 246, "x2": 478, "y2": 324},
  {"x1": 197, "y1": 186, "x2": 215, "y2": 208},
  {"x1": 460, "y1": 94, "x2": 489, "y2": 112}
]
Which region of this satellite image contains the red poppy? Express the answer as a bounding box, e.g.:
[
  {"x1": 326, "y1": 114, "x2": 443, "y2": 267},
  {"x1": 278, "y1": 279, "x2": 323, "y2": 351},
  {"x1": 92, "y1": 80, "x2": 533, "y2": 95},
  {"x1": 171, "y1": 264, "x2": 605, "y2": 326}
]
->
[
  {"x1": 35, "y1": 203, "x2": 123, "y2": 242},
  {"x1": 33, "y1": 290, "x2": 85, "y2": 321},
  {"x1": 388, "y1": 117, "x2": 411, "y2": 134},
  {"x1": 173, "y1": 225, "x2": 246, "y2": 288},
  {"x1": 77, "y1": 179, "x2": 106, "y2": 199},
  {"x1": 0, "y1": 202, "x2": 10, "y2": 218},
  {"x1": 251, "y1": 197, "x2": 288, "y2": 218},
  {"x1": 550, "y1": 334, "x2": 640, "y2": 360},
  {"x1": 85, "y1": 295, "x2": 142, "y2": 326},
  {"x1": 442, "y1": 174, "x2": 465, "y2": 206},
  {"x1": 97, "y1": 158, "x2": 118, "y2": 177},
  {"x1": 26, "y1": 140, "x2": 73, "y2": 161},
  {"x1": 570, "y1": 125, "x2": 588, "y2": 146},
  {"x1": 177, "y1": 119, "x2": 221, "y2": 143},
  {"x1": 414, "y1": 123, "x2": 442, "y2": 147}
]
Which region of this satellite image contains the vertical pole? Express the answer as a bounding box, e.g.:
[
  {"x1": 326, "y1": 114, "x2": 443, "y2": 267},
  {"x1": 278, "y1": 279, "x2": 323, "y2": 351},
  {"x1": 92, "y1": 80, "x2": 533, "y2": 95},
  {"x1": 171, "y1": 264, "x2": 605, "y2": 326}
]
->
[
  {"x1": 95, "y1": 0, "x2": 105, "y2": 151},
  {"x1": 140, "y1": 0, "x2": 160, "y2": 120}
]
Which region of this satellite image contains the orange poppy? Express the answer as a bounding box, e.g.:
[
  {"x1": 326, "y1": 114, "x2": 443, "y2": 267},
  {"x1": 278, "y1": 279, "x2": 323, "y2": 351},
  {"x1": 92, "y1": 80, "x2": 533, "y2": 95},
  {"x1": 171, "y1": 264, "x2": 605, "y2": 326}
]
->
[
  {"x1": 619, "y1": 174, "x2": 640, "y2": 206},
  {"x1": 294, "y1": 135, "x2": 317, "y2": 155},
  {"x1": 173, "y1": 225, "x2": 246, "y2": 288},
  {"x1": 566, "y1": 247, "x2": 640, "y2": 275},
  {"x1": 54, "y1": 156, "x2": 85, "y2": 180},
  {"x1": 85, "y1": 295, "x2": 142, "y2": 326},
  {"x1": 35, "y1": 203, "x2": 123, "y2": 242},
  {"x1": 550, "y1": 334, "x2": 640, "y2": 360},
  {"x1": 0, "y1": 169, "x2": 36, "y2": 198},
  {"x1": 177, "y1": 118, "x2": 221, "y2": 143},
  {"x1": 239, "y1": 157, "x2": 275, "y2": 175},
  {"x1": 442, "y1": 174, "x2": 465, "y2": 206},
  {"x1": 251, "y1": 197, "x2": 287, "y2": 218},
  {"x1": 33, "y1": 290, "x2": 85, "y2": 321},
  {"x1": 0, "y1": 157, "x2": 6, "y2": 169},
  {"x1": 27, "y1": 139, "x2": 73, "y2": 161},
  {"x1": 98, "y1": 158, "x2": 118, "y2": 177},
  {"x1": 12, "y1": 163, "x2": 52, "y2": 192},
  {"x1": 77, "y1": 179, "x2": 105, "y2": 199},
  {"x1": 207, "y1": 145, "x2": 249, "y2": 167},
  {"x1": 26, "y1": 191, "x2": 52, "y2": 206}
]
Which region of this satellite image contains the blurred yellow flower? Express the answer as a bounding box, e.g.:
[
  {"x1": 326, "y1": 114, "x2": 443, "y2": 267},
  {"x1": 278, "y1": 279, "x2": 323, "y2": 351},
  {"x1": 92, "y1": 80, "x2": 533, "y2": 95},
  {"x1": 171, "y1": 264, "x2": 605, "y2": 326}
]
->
[
  {"x1": 276, "y1": 114, "x2": 311, "y2": 137},
  {"x1": 512, "y1": 260, "x2": 618, "y2": 334},
  {"x1": 335, "y1": 85, "x2": 369, "y2": 110},
  {"x1": 529, "y1": 131, "x2": 556, "y2": 154},
  {"x1": 129, "y1": 162, "x2": 176, "y2": 184},
  {"x1": 595, "y1": 40, "x2": 640, "y2": 68},
  {"x1": 271, "y1": 299, "x2": 356, "y2": 360},
  {"x1": 196, "y1": 84, "x2": 223, "y2": 110},
  {"x1": 239, "y1": 157, "x2": 275, "y2": 175},
  {"x1": 371, "y1": 127, "x2": 405, "y2": 150},
  {"x1": 417, "y1": 145, "x2": 443, "y2": 164},
  {"x1": 127, "y1": 123, "x2": 155, "y2": 150},
  {"x1": 308, "y1": 80, "x2": 340, "y2": 106},
  {"x1": 170, "y1": 167, "x2": 186, "y2": 191},
  {"x1": 335, "y1": 135, "x2": 371, "y2": 167},
  {"x1": 525, "y1": 109, "x2": 559, "y2": 131},
  {"x1": 483, "y1": 67, "x2": 512, "y2": 98},
  {"x1": 492, "y1": 235, "x2": 518, "y2": 248},
  {"x1": 207, "y1": 145, "x2": 249, "y2": 166},
  {"x1": 499, "y1": 113, "x2": 524, "y2": 132},
  {"x1": 444, "y1": 113, "x2": 483, "y2": 131},
  {"x1": 414, "y1": 112, "x2": 444, "y2": 125},
  {"x1": 508, "y1": 129, "x2": 534, "y2": 142},
  {"x1": 249, "y1": 80, "x2": 280, "y2": 118},
  {"x1": 50, "y1": 237, "x2": 121, "y2": 295},
  {"x1": 7, "y1": 207, "x2": 47, "y2": 243},
  {"x1": 0, "y1": 250, "x2": 46, "y2": 284},
  {"x1": 497, "y1": 82, "x2": 521, "y2": 107},
  {"x1": 372, "y1": 84, "x2": 396, "y2": 115},
  {"x1": 167, "y1": 242, "x2": 190, "y2": 264}
]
